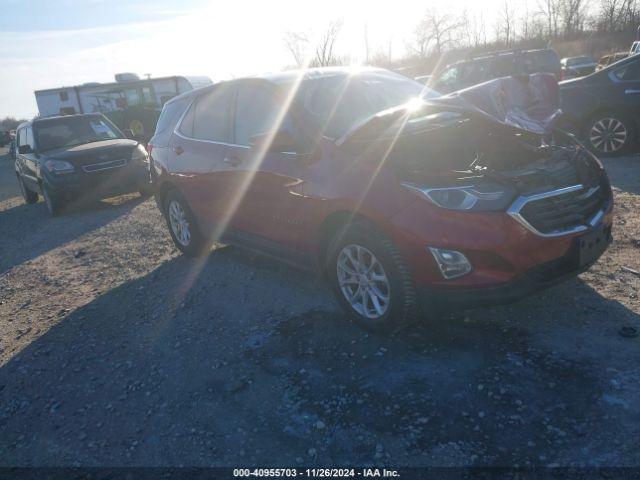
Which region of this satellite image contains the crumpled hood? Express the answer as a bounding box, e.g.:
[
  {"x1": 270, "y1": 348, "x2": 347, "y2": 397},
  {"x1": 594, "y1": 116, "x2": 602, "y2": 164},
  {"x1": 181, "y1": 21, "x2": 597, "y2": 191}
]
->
[
  {"x1": 443, "y1": 73, "x2": 561, "y2": 134},
  {"x1": 338, "y1": 73, "x2": 562, "y2": 146}
]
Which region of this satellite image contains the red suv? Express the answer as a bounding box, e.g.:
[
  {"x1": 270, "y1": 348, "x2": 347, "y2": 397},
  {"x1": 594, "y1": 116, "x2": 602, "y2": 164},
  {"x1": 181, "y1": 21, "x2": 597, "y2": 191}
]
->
[{"x1": 149, "y1": 68, "x2": 613, "y2": 331}]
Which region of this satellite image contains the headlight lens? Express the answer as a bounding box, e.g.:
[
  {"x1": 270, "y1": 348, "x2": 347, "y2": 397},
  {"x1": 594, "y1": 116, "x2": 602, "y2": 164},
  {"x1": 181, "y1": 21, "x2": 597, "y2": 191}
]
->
[
  {"x1": 131, "y1": 144, "x2": 148, "y2": 163},
  {"x1": 44, "y1": 159, "x2": 74, "y2": 175},
  {"x1": 403, "y1": 182, "x2": 515, "y2": 211}
]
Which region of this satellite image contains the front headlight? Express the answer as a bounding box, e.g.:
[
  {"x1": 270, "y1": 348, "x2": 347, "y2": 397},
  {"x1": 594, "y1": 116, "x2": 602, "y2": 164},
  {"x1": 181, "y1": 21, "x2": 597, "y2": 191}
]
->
[
  {"x1": 403, "y1": 182, "x2": 515, "y2": 211},
  {"x1": 44, "y1": 159, "x2": 74, "y2": 175},
  {"x1": 131, "y1": 144, "x2": 149, "y2": 163}
]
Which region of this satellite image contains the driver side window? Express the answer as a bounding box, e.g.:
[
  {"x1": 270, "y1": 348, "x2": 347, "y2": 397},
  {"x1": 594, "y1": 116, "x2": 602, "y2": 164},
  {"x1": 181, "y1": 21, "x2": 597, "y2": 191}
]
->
[{"x1": 234, "y1": 84, "x2": 292, "y2": 146}]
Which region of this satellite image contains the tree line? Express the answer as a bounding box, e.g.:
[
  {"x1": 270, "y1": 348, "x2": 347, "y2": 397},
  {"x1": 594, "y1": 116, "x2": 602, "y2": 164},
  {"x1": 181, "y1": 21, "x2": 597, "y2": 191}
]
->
[
  {"x1": 284, "y1": 0, "x2": 640, "y2": 72},
  {"x1": 1, "y1": 117, "x2": 27, "y2": 131}
]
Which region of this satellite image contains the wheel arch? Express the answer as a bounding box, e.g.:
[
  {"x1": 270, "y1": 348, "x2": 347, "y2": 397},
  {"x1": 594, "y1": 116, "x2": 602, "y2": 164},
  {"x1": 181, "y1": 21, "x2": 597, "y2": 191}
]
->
[
  {"x1": 156, "y1": 180, "x2": 179, "y2": 209},
  {"x1": 316, "y1": 210, "x2": 380, "y2": 277}
]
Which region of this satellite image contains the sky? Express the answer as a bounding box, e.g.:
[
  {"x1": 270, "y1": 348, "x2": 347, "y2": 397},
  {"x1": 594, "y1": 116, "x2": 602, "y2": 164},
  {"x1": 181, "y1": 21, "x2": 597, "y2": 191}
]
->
[{"x1": 0, "y1": 0, "x2": 508, "y2": 119}]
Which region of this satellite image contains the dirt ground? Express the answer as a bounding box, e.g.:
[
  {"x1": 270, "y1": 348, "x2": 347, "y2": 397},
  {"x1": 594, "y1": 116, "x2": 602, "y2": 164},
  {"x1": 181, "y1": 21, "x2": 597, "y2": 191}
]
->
[{"x1": 0, "y1": 146, "x2": 639, "y2": 468}]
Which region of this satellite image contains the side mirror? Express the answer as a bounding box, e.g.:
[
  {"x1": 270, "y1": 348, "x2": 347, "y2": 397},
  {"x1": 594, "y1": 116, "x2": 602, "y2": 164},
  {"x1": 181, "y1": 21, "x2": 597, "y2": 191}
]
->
[
  {"x1": 250, "y1": 130, "x2": 298, "y2": 154},
  {"x1": 18, "y1": 145, "x2": 33, "y2": 154},
  {"x1": 122, "y1": 129, "x2": 135, "y2": 139}
]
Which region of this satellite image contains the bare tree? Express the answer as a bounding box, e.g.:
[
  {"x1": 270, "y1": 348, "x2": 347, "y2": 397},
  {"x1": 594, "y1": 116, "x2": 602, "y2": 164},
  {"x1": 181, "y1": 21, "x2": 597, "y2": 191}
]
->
[
  {"x1": 499, "y1": 0, "x2": 516, "y2": 44},
  {"x1": 283, "y1": 31, "x2": 309, "y2": 68},
  {"x1": 561, "y1": 0, "x2": 588, "y2": 37},
  {"x1": 538, "y1": 0, "x2": 562, "y2": 37},
  {"x1": 411, "y1": 8, "x2": 463, "y2": 56},
  {"x1": 313, "y1": 21, "x2": 343, "y2": 67},
  {"x1": 597, "y1": 0, "x2": 638, "y2": 32}
]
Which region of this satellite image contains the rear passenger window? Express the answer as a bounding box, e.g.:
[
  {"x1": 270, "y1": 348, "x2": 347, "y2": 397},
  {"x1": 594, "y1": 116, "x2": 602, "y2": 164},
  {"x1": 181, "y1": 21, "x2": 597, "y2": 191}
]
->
[
  {"x1": 178, "y1": 102, "x2": 195, "y2": 137},
  {"x1": 190, "y1": 85, "x2": 234, "y2": 142},
  {"x1": 234, "y1": 85, "x2": 287, "y2": 146},
  {"x1": 155, "y1": 98, "x2": 189, "y2": 137}
]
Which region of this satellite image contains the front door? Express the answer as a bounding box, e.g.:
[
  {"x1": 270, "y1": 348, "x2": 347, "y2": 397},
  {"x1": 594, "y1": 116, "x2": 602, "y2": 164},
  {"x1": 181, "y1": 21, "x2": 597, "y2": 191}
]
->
[{"x1": 225, "y1": 82, "x2": 312, "y2": 257}]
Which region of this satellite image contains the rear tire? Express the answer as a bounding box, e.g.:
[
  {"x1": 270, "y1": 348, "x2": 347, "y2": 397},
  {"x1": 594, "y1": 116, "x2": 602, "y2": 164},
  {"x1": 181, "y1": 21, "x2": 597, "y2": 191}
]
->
[
  {"x1": 17, "y1": 173, "x2": 38, "y2": 204},
  {"x1": 585, "y1": 112, "x2": 635, "y2": 156},
  {"x1": 42, "y1": 183, "x2": 64, "y2": 217},
  {"x1": 326, "y1": 221, "x2": 418, "y2": 333},
  {"x1": 163, "y1": 188, "x2": 209, "y2": 257}
]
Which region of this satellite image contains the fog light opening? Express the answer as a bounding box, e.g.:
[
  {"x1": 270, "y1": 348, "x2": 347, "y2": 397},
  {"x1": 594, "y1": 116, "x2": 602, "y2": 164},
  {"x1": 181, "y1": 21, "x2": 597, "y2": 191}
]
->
[{"x1": 428, "y1": 247, "x2": 473, "y2": 280}]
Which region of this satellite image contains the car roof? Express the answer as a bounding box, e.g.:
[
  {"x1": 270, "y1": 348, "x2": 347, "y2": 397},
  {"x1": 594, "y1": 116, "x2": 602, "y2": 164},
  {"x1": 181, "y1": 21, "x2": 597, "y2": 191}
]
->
[
  {"x1": 163, "y1": 66, "x2": 400, "y2": 105},
  {"x1": 17, "y1": 113, "x2": 108, "y2": 131},
  {"x1": 34, "y1": 113, "x2": 104, "y2": 124},
  {"x1": 443, "y1": 48, "x2": 557, "y2": 69}
]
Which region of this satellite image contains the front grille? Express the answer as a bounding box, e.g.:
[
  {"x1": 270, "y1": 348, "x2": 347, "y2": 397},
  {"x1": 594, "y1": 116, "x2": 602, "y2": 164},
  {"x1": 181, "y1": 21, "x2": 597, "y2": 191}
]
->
[
  {"x1": 511, "y1": 184, "x2": 607, "y2": 236},
  {"x1": 82, "y1": 158, "x2": 127, "y2": 173}
]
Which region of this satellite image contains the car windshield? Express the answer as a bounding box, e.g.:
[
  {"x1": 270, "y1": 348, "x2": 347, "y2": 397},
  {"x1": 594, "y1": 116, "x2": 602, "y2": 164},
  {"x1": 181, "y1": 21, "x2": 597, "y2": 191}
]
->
[
  {"x1": 293, "y1": 71, "x2": 437, "y2": 139},
  {"x1": 35, "y1": 116, "x2": 122, "y2": 151}
]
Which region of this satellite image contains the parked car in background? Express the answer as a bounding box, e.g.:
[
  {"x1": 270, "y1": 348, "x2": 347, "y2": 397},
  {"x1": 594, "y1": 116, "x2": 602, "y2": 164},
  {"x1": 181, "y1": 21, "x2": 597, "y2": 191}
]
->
[
  {"x1": 560, "y1": 53, "x2": 640, "y2": 155},
  {"x1": 14, "y1": 113, "x2": 151, "y2": 216},
  {"x1": 149, "y1": 67, "x2": 612, "y2": 331},
  {"x1": 430, "y1": 48, "x2": 561, "y2": 93},
  {"x1": 560, "y1": 56, "x2": 597, "y2": 79},
  {"x1": 596, "y1": 52, "x2": 628, "y2": 71}
]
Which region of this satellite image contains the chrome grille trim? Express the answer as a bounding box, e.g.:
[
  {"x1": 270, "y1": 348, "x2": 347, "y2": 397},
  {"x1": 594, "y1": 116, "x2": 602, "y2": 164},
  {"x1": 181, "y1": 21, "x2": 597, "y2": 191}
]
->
[
  {"x1": 507, "y1": 184, "x2": 607, "y2": 237},
  {"x1": 82, "y1": 158, "x2": 127, "y2": 173}
]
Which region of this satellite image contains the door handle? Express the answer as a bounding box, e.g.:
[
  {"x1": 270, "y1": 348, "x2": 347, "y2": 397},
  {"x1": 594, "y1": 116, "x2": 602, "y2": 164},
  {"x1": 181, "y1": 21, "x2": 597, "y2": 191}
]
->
[
  {"x1": 624, "y1": 89, "x2": 640, "y2": 94},
  {"x1": 223, "y1": 156, "x2": 242, "y2": 167},
  {"x1": 172, "y1": 145, "x2": 184, "y2": 155}
]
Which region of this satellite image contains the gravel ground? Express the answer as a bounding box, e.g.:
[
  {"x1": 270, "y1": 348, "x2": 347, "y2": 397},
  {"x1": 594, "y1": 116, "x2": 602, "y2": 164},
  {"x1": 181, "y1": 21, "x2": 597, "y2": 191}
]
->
[{"x1": 0, "y1": 146, "x2": 638, "y2": 468}]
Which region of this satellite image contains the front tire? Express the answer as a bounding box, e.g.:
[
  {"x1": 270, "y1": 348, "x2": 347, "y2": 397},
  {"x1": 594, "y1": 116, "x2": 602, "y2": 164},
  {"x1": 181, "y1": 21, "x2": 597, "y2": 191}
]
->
[
  {"x1": 585, "y1": 113, "x2": 635, "y2": 156},
  {"x1": 326, "y1": 222, "x2": 417, "y2": 332},
  {"x1": 17, "y1": 173, "x2": 38, "y2": 204},
  {"x1": 163, "y1": 188, "x2": 209, "y2": 257},
  {"x1": 42, "y1": 184, "x2": 64, "y2": 216}
]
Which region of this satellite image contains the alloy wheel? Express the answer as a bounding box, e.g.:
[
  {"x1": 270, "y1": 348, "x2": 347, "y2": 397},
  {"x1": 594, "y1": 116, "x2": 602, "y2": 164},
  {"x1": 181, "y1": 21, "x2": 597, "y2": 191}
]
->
[
  {"x1": 168, "y1": 200, "x2": 191, "y2": 247},
  {"x1": 589, "y1": 117, "x2": 627, "y2": 153},
  {"x1": 336, "y1": 244, "x2": 391, "y2": 319}
]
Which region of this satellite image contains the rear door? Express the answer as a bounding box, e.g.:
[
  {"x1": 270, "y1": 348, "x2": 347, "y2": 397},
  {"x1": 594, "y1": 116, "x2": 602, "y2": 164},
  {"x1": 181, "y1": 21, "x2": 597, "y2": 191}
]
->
[{"x1": 166, "y1": 84, "x2": 236, "y2": 238}]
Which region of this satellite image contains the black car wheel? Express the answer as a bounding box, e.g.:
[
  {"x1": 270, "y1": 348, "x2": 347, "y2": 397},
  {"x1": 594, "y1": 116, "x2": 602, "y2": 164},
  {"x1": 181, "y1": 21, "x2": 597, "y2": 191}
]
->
[
  {"x1": 586, "y1": 113, "x2": 634, "y2": 156},
  {"x1": 42, "y1": 184, "x2": 65, "y2": 217},
  {"x1": 163, "y1": 188, "x2": 209, "y2": 257},
  {"x1": 17, "y1": 173, "x2": 38, "y2": 204},
  {"x1": 326, "y1": 221, "x2": 417, "y2": 333}
]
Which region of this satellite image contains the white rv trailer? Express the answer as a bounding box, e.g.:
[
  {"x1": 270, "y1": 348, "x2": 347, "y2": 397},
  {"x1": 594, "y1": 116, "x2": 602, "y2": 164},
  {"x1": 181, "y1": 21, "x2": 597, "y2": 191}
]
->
[{"x1": 34, "y1": 73, "x2": 212, "y2": 138}]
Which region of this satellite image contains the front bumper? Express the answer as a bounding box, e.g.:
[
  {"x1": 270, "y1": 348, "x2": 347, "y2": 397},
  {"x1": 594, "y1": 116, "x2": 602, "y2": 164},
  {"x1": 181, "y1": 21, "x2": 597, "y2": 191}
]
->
[
  {"x1": 43, "y1": 161, "x2": 149, "y2": 200},
  {"x1": 423, "y1": 223, "x2": 612, "y2": 309}
]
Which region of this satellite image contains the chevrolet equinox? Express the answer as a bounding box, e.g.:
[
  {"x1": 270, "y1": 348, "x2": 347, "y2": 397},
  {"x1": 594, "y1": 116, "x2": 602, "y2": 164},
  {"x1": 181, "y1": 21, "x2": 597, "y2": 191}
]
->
[{"x1": 149, "y1": 68, "x2": 613, "y2": 331}]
